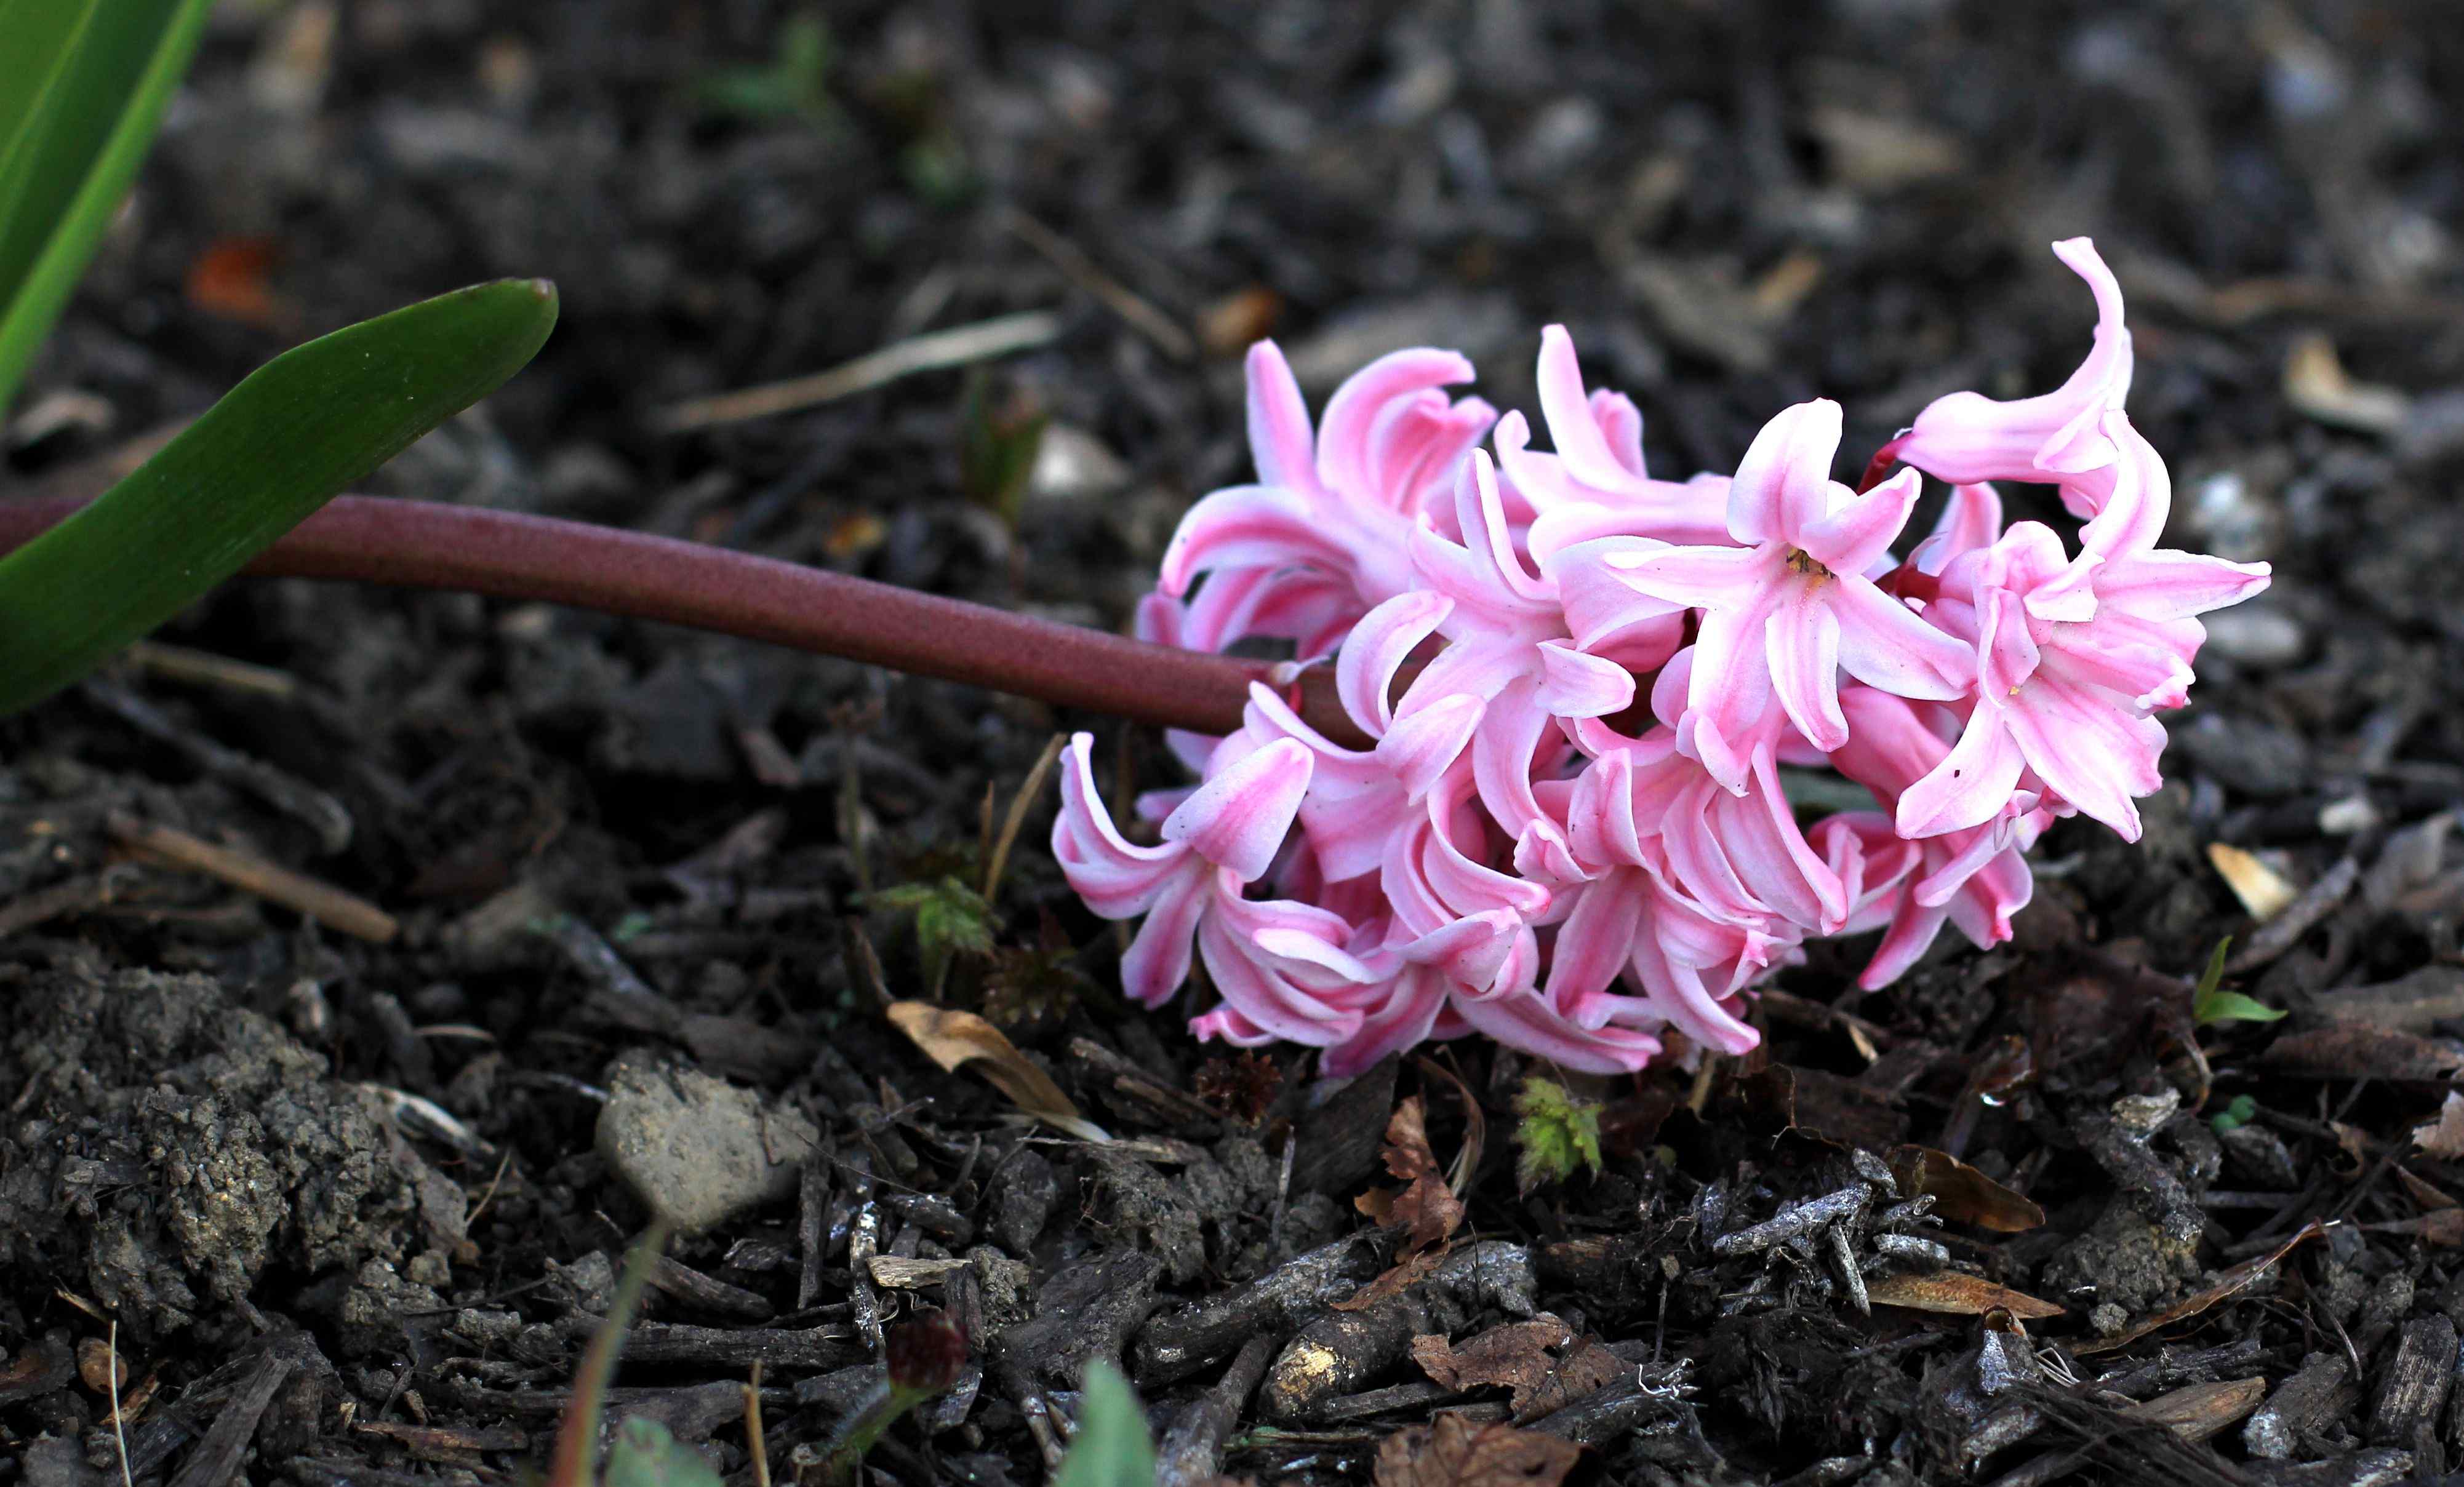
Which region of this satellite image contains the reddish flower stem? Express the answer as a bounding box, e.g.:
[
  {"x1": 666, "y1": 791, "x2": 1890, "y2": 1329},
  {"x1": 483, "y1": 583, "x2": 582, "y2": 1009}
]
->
[{"x1": 0, "y1": 494, "x2": 1369, "y2": 745}]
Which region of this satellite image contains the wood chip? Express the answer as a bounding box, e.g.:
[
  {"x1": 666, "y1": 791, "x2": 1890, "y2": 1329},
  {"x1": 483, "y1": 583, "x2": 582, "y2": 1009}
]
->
[
  {"x1": 2282, "y1": 333, "x2": 2410, "y2": 435},
  {"x1": 1865, "y1": 1272, "x2": 2062, "y2": 1320},
  {"x1": 2208, "y1": 842, "x2": 2300, "y2": 920},
  {"x1": 866, "y1": 1255, "x2": 969, "y2": 1289}
]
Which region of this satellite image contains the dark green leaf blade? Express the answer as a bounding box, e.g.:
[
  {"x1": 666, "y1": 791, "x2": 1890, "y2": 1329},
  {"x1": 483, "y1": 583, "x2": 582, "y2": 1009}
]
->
[
  {"x1": 0, "y1": 0, "x2": 214, "y2": 411},
  {"x1": 0, "y1": 0, "x2": 103, "y2": 220},
  {"x1": 0, "y1": 278, "x2": 558, "y2": 716},
  {"x1": 1051, "y1": 1364, "x2": 1158, "y2": 1487}
]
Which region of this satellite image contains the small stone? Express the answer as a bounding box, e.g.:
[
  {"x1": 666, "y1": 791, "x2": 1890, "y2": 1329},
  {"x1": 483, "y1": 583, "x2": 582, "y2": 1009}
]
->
[
  {"x1": 595, "y1": 1056, "x2": 820, "y2": 1234},
  {"x1": 406, "y1": 1250, "x2": 452, "y2": 1287},
  {"x1": 2201, "y1": 604, "x2": 2307, "y2": 667},
  {"x1": 2090, "y1": 1302, "x2": 2129, "y2": 1336}
]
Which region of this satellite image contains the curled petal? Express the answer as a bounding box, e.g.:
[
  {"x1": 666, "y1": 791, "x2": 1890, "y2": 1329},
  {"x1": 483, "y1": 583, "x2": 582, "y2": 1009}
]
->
[
  {"x1": 1338, "y1": 591, "x2": 1454, "y2": 737},
  {"x1": 1896, "y1": 707, "x2": 2026, "y2": 839},
  {"x1": 1318, "y1": 971, "x2": 1452, "y2": 1077},
  {"x1": 2094, "y1": 549, "x2": 2273, "y2": 620},
  {"x1": 1730, "y1": 399, "x2": 1845, "y2": 547},
  {"x1": 1316, "y1": 348, "x2": 1482, "y2": 506},
  {"x1": 1120, "y1": 867, "x2": 1209, "y2": 1005},
  {"x1": 1536, "y1": 325, "x2": 1636, "y2": 493},
  {"x1": 1244, "y1": 341, "x2": 1319, "y2": 493},
  {"x1": 1545, "y1": 536, "x2": 1688, "y2": 660},
  {"x1": 1159, "y1": 484, "x2": 1351, "y2": 597},
  {"x1": 1535, "y1": 640, "x2": 1637, "y2": 719},
  {"x1": 2000, "y1": 672, "x2": 2166, "y2": 840},
  {"x1": 1830, "y1": 573, "x2": 1975, "y2": 700},
  {"x1": 1162, "y1": 738, "x2": 1313, "y2": 880},
  {"x1": 1377, "y1": 692, "x2": 1485, "y2": 799},
  {"x1": 1450, "y1": 987, "x2": 1664, "y2": 1073},
  {"x1": 1052, "y1": 733, "x2": 1191, "y2": 916},
  {"x1": 1799, "y1": 466, "x2": 1922, "y2": 576}
]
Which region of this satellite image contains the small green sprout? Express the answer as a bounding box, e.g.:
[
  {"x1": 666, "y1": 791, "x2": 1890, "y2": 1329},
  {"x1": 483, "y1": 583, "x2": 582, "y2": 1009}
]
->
[
  {"x1": 2191, "y1": 938, "x2": 2286, "y2": 1026},
  {"x1": 2211, "y1": 1093, "x2": 2260, "y2": 1133},
  {"x1": 693, "y1": 14, "x2": 835, "y2": 126},
  {"x1": 1511, "y1": 1076, "x2": 1604, "y2": 1194},
  {"x1": 871, "y1": 874, "x2": 996, "y2": 997}
]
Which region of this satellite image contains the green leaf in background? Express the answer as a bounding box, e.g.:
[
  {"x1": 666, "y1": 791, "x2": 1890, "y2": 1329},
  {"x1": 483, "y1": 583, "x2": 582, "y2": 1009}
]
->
[
  {"x1": 1051, "y1": 1364, "x2": 1158, "y2": 1487},
  {"x1": 2191, "y1": 936, "x2": 2286, "y2": 1026},
  {"x1": 601, "y1": 1418, "x2": 723, "y2": 1487},
  {"x1": 0, "y1": 0, "x2": 215, "y2": 412},
  {"x1": 0, "y1": 278, "x2": 559, "y2": 716}
]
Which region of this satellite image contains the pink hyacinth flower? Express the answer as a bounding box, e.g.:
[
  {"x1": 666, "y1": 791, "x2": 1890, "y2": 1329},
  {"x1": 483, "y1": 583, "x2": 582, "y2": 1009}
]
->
[
  {"x1": 1570, "y1": 398, "x2": 1974, "y2": 790},
  {"x1": 1890, "y1": 238, "x2": 2134, "y2": 500}
]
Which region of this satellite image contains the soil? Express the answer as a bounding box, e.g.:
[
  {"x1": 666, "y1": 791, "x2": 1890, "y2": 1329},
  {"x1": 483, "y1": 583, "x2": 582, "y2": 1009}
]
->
[{"x1": 5, "y1": 2, "x2": 2464, "y2": 1485}]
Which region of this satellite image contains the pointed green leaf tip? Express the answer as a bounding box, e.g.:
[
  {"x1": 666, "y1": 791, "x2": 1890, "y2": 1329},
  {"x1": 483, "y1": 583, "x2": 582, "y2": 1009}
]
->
[
  {"x1": 2190, "y1": 936, "x2": 2286, "y2": 1026},
  {"x1": 0, "y1": 277, "x2": 557, "y2": 717},
  {"x1": 1513, "y1": 1075, "x2": 1604, "y2": 1194},
  {"x1": 1051, "y1": 1365, "x2": 1158, "y2": 1487}
]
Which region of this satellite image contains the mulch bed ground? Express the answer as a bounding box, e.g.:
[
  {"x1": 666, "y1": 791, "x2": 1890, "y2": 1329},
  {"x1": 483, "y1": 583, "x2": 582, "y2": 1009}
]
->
[{"x1": 6, "y1": 3, "x2": 2464, "y2": 1484}]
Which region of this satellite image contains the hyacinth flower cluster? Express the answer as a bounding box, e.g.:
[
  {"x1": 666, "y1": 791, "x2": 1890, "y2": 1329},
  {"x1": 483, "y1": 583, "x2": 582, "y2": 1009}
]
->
[{"x1": 1051, "y1": 240, "x2": 2271, "y2": 1077}]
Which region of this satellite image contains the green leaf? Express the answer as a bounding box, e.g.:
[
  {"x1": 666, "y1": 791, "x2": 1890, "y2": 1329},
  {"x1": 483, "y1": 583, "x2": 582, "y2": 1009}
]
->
[
  {"x1": 694, "y1": 13, "x2": 835, "y2": 124},
  {"x1": 871, "y1": 874, "x2": 997, "y2": 994},
  {"x1": 2210, "y1": 1093, "x2": 2259, "y2": 1133},
  {"x1": 602, "y1": 1417, "x2": 724, "y2": 1487},
  {"x1": 2190, "y1": 936, "x2": 2286, "y2": 1026},
  {"x1": 1511, "y1": 1076, "x2": 1604, "y2": 1194},
  {"x1": 1051, "y1": 1364, "x2": 1158, "y2": 1487},
  {"x1": 0, "y1": 278, "x2": 558, "y2": 716},
  {"x1": 0, "y1": 0, "x2": 215, "y2": 412},
  {"x1": 2197, "y1": 989, "x2": 2289, "y2": 1026}
]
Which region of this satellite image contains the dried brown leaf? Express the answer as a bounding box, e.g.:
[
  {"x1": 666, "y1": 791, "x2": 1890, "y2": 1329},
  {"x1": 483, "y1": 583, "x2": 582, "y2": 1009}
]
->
[
  {"x1": 1370, "y1": 1414, "x2": 1582, "y2": 1487},
  {"x1": 1355, "y1": 1096, "x2": 1465, "y2": 1256},
  {"x1": 1865, "y1": 1272, "x2": 2063, "y2": 1320},
  {"x1": 2207, "y1": 843, "x2": 2299, "y2": 920},
  {"x1": 2395, "y1": 1165, "x2": 2461, "y2": 1213},
  {"x1": 1410, "y1": 1316, "x2": 1625, "y2": 1422},
  {"x1": 886, "y1": 1001, "x2": 1107, "y2": 1141},
  {"x1": 1889, "y1": 1145, "x2": 2046, "y2": 1233},
  {"x1": 1332, "y1": 1247, "x2": 1446, "y2": 1313},
  {"x1": 2414, "y1": 1091, "x2": 2464, "y2": 1160},
  {"x1": 2075, "y1": 1221, "x2": 2328, "y2": 1355}
]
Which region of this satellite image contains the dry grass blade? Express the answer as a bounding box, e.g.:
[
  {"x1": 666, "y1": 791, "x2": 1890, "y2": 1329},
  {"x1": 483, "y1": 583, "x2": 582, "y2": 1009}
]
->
[
  {"x1": 655, "y1": 311, "x2": 1063, "y2": 432},
  {"x1": 886, "y1": 1000, "x2": 1109, "y2": 1141},
  {"x1": 107, "y1": 811, "x2": 396, "y2": 941},
  {"x1": 983, "y1": 733, "x2": 1065, "y2": 904}
]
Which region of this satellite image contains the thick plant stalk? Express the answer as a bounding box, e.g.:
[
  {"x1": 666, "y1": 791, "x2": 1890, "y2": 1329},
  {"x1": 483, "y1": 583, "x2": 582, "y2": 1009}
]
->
[{"x1": 0, "y1": 493, "x2": 1364, "y2": 743}]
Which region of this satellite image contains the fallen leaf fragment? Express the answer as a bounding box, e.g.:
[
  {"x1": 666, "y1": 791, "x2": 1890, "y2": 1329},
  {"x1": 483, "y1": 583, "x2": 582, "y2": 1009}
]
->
[
  {"x1": 2120, "y1": 1376, "x2": 2267, "y2": 1442},
  {"x1": 1370, "y1": 1413, "x2": 1581, "y2": 1487},
  {"x1": 1890, "y1": 1145, "x2": 2046, "y2": 1233},
  {"x1": 2263, "y1": 1025, "x2": 2464, "y2": 1082},
  {"x1": 2075, "y1": 1221, "x2": 2328, "y2": 1355},
  {"x1": 2282, "y1": 333, "x2": 2410, "y2": 435},
  {"x1": 1410, "y1": 1315, "x2": 1625, "y2": 1422},
  {"x1": 885, "y1": 1001, "x2": 1108, "y2": 1141},
  {"x1": 2414, "y1": 1091, "x2": 2464, "y2": 1160},
  {"x1": 1332, "y1": 1247, "x2": 1445, "y2": 1313},
  {"x1": 1865, "y1": 1272, "x2": 2063, "y2": 1320},
  {"x1": 2207, "y1": 843, "x2": 2300, "y2": 920},
  {"x1": 1355, "y1": 1097, "x2": 1466, "y2": 1256}
]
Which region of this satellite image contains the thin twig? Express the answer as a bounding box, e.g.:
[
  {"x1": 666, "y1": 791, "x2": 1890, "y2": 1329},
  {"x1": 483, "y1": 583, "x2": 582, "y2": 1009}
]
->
[
  {"x1": 745, "y1": 1361, "x2": 772, "y2": 1487},
  {"x1": 655, "y1": 311, "x2": 1063, "y2": 432},
  {"x1": 124, "y1": 640, "x2": 298, "y2": 699},
  {"x1": 984, "y1": 733, "x2": 1067, "y2": 903},
  {"x1": 1001, "y1": 209, "x2": 1195, "y2": 360},
  {"x1": 0, "y1": 495, "x2": 1366, "y2": 744},
  {"x1": 108, "y1": 1322, "x2": 134, "y2": 1487},
  {"x1": 107, "y1": 813, "x2": 398, "y2": 942}
]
